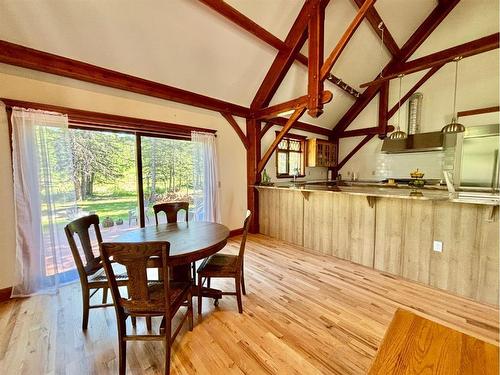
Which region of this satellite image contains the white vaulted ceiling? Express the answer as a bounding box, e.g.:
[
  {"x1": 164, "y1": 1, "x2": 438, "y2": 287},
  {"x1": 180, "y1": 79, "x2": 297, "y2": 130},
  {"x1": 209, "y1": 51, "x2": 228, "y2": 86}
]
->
[{"x1": 0, "y1": 0, "x2": 498, "y2": 128}]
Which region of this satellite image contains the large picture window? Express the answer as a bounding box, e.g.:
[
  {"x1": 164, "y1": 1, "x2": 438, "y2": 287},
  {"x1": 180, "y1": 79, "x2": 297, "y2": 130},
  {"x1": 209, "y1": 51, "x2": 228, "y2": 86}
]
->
[{"x1": 276, "y1": 132, "x2": 306, "y2": 178}]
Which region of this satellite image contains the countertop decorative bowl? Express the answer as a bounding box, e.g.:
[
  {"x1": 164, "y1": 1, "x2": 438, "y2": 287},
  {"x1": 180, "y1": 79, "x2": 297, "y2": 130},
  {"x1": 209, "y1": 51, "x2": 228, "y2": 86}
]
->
[
  {"x1": 409, "y1": 179, "x2": 425, "y2": 188},
  {"x1": 410, "y1": 169, "x2": 425, "y2": 179}
]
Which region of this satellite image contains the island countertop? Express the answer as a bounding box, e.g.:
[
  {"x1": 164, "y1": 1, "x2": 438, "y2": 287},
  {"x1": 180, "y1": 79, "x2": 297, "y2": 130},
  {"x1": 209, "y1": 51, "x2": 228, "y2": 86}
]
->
[{"x1": 254, "y1": 183, "x2": 500, "y2": 205}]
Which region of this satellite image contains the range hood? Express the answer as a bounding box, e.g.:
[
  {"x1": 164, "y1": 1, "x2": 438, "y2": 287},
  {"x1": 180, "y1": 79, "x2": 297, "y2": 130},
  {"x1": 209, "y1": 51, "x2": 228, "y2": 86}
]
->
[{"x1": 381, "y1": 131, "x2": 446, "y2": 153}]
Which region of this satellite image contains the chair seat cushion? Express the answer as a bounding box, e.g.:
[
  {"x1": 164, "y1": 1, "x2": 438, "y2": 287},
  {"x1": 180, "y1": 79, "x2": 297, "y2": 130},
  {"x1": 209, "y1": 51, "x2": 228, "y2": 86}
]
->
[
  {"x1": 121, "y1": 281, "x2": 191, "y2": 315},
  {"x1": 197, "y1": 254, "x2": 240, "y2": 276}
]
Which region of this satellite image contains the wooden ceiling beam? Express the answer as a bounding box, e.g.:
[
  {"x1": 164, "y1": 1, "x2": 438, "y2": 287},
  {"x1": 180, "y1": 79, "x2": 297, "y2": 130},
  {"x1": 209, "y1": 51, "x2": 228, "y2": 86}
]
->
[
  {"x1": 0, "y1": 40, "x2": 251, "y2": 117},
  {"x1": 331, "y1": 0, "x2": 460, "y2": 137},
  {"x1": 220, "y1": 112, "x2": 249, "y2": 149},
  {"x1": 259, "y1": 122, "x2": 274, "y2": 139},
  {"x1": 352, "y1": 0, "x2": 400, "y2": 56},
  {"x1": 387, "y1": 64, "x2": 444, "y2": 119},
  {"x1": 308, "y1": 0, "x2": 326, "y2": 117},
  {"x1": 457, "y1": 106, "x2": 500, "y2": 118},
  {"x1": 397, "y1": 0, "x2": 460, "y2": 62},
  {"x1": 257, "y1": 107, "x2": 306, "y2": 173},
  {"x1": 198, "y1": 0, "x2": 284, "y2": 51},
  {"x1": 360, "y1": 33, "x2": 499, "y2": 88},
  {"x1": 198, "y1": 0, "x2": 360, "y2": 98},
  {"x1": 266, "y1": 117, "x2": 332, "y2": 137},
  {"x1": 253, "y1": 91, "x2": 333, "y2": 120},
  {"x1": 251, "y1": 0, "x2": 329, "y2": 109},
  {"x1": 321, "y1": 0, "x2": 376, "y2": 81},
  {"x1": 337, "y1": 134, "x2": 374, "y2": 169},
  {"x1": 339, "y1": 125, "x2": 394, "y2": 138}
]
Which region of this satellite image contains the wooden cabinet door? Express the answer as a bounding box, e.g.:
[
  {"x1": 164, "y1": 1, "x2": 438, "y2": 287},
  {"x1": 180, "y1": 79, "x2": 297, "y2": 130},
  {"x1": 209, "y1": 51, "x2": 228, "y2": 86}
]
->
[
  {"x1": 306, "y1": 139, "x2": 337, "y2": 167},
  {"x1": 328, "y1": 143, "x2": 337, "y2": 167},
  {"x1": 316, "y1": 142, "x2": 324, "y2": 166}
]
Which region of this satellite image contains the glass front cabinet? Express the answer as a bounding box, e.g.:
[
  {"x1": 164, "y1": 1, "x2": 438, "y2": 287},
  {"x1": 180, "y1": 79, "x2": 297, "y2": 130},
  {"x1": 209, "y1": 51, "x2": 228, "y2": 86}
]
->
[{"x1": 307, "y1": 138, "x2": 337, "y2": 167}]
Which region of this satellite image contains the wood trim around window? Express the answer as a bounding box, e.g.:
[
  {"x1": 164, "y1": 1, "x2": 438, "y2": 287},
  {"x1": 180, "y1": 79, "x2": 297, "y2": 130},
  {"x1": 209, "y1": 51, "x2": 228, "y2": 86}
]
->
[
  {"x1": 274, "y1": 132, "x2": 307, "y2": 178},
  {"x1": 1, "y1": 98, "x2": 217, "y2": 139}
]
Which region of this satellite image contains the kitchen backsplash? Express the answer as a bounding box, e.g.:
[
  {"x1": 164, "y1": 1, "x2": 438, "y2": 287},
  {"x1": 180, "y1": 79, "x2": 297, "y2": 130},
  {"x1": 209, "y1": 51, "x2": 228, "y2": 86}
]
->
[{"x1": 375, "y1": 151, "x2": 445, "y2": 180}]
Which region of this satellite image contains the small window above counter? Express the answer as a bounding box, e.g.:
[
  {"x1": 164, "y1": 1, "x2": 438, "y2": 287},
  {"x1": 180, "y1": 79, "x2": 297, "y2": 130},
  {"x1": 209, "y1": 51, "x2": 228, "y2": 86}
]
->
[{"x1": 307, "y1": 138, "x2": 337, "y2": 167}]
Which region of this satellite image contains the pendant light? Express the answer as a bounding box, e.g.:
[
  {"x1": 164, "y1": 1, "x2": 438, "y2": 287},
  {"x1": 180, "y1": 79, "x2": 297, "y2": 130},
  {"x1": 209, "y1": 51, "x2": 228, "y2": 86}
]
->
[
  {"x1": 442, "y1": 56, "x2": 465, "y2": 133},
  {"x1": 389, "y1": 75, "x2": 407, "y2": 140}
]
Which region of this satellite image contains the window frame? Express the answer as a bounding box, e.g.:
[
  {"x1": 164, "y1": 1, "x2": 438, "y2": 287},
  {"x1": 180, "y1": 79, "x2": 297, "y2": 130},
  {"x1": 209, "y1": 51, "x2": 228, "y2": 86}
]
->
[
  {"x1": 275, "y1": 132, "x2": 307, "y2": 179},
  {"x1": 4, "y1": 98, "x2": 216, "y2": 228}
]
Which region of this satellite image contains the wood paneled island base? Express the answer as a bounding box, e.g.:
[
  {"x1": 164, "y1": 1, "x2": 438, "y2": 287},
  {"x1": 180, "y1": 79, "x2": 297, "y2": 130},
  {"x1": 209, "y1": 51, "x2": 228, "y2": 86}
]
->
[{"x1": 258, "y1": 186, "x2": 499, "y2": 305}]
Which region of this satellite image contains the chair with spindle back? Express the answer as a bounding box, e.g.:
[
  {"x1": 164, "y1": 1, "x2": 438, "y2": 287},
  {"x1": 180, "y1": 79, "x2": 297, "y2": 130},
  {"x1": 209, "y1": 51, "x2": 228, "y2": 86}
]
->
[
  {"x1": 153, "y1": 201, "x2": 189, "y2": 225},
  {"x1": 64, "y1": 214, "x2": 130, "y2": 330},
  {"x1": 100, "y1": 241, "x2": 193, "y2": 375},
  {"x1": 197, "y1": 210, "x2": 251, "y2": 317}
]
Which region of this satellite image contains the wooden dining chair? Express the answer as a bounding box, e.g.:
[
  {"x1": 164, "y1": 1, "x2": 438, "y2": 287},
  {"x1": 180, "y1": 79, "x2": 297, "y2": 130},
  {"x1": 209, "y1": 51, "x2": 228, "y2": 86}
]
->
[
  {"x1": 100, "y1": 241, "x2": 193, "y2": 375},
  {"x1": 153, "y1": 201, "x2": 189, "y2": 225},
  {"x1": 197, "y1": 210, "x2": 251, "y2": 317},
  {"x1": 153, "y1": 201, "x2": 196, "y2": 280},
  {"x1": 64, "y1": 214, "x2": 130, "y2": 330}
]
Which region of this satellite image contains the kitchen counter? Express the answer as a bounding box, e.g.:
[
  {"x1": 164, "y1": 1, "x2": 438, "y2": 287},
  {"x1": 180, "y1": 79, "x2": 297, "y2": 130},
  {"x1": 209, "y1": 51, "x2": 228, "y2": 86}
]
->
[
  {"x1": 256, "y1": 184, "x2": 499, "y2": 305},
  {"x1": 255, "y1": 183, "x2": 499, "y2": 205}
]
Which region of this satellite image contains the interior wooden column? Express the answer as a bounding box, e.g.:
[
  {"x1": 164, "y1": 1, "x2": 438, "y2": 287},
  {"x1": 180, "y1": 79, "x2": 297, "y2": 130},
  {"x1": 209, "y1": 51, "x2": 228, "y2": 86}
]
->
[
  {"x1": 246, "y1": 118, "x2": 261, "y2": 233},
  {"x1": 307, "y1": 0, "x2": 325, "y2": 117}
]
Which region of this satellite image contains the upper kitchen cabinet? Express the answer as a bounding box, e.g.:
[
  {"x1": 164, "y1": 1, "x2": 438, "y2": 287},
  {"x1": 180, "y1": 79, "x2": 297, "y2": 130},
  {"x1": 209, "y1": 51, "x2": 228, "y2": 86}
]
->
[{"x1": 307, "y1": 139, "x2": 337, "y2": 168}]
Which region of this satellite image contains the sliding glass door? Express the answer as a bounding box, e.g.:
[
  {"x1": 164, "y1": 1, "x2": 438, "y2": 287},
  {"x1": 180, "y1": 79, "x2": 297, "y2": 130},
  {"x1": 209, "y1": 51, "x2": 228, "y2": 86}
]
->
[
  {"x1": 140, "y1": 136, "x2": 196, "y2": 224},
  {"x1": 46, "y1": 128, "x2": 139, "y2": 279},
  {"x1": 34, "y1": 128, "x2": 204, "y2": 284}
]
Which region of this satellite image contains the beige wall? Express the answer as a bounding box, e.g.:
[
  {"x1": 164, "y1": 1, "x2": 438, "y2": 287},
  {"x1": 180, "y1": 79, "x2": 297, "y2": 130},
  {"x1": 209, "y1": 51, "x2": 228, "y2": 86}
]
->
[
  {"x1": 0, "y1": 64, "x2": 251, "y2": 289},
  {"x1": 0, "y1": 102, "x2": 15, "y2": 290},
  {"x1": 260, "y1": 125, "x2": 329, "y2": 183}
]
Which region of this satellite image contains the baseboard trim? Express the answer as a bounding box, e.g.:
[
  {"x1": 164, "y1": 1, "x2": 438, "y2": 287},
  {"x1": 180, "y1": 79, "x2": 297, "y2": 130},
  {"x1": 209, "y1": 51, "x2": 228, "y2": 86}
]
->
[
  {"x1": 229, "y1": 228, "x2": 244, "y2": 237},
  {"x1": 0, "y1": 287, "x2": 12, "y2": 302}
]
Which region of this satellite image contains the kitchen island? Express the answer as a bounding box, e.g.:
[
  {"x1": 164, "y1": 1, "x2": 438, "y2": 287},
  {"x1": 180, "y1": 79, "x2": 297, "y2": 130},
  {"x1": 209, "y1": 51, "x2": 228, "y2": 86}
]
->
[{"x1": 256, "y1": 184, "x2": 499, "y2": 305}]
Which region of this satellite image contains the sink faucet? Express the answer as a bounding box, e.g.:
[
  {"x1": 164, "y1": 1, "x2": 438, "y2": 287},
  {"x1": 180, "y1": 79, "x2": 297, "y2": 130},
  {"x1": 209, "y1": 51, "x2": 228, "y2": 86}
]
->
[{"x1": 292, "y1": 168, "x2": 299, "y2": 184}]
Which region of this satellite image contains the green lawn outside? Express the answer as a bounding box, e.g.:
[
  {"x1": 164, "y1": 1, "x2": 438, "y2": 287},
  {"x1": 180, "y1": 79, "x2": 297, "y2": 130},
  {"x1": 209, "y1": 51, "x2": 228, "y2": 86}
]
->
[
  {"x1": 42, "y1": 194, "x2": 139, "y2": 227},
  {"x1": 78, "y1": 196, "x2": 138, "y2": 222}
]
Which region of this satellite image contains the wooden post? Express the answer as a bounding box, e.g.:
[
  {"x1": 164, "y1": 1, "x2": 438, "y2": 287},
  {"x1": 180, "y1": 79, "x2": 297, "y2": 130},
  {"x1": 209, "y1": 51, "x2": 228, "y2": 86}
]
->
[
  {"x1": 246, "y1": 118, "x2": 261, "y2": 233},
  {"x1": 307, "y1": 0, "x2": 325, "y2": 117}
]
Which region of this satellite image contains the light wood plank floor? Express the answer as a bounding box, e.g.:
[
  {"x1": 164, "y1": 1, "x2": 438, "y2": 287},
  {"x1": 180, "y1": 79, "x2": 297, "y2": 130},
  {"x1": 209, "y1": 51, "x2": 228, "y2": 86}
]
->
[{"x1": 0, "y1": 234, "x2": 498, "y2": 374}]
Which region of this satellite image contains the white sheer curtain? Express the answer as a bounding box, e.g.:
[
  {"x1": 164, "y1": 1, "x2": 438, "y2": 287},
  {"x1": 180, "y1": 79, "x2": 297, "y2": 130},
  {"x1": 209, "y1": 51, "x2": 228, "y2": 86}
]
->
[
  {"x1": 191, "y1": 131, "x2": 221, "y2": 222},
  {"x1": 10, "y1": 106, "x2": 77, "y2": 296}
]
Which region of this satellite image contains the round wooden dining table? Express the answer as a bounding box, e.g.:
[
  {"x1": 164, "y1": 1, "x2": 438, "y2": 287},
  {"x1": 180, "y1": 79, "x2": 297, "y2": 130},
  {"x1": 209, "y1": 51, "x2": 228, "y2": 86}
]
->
[{"x1": 112, "y1": 221, "x2": 230, "y2": 299}]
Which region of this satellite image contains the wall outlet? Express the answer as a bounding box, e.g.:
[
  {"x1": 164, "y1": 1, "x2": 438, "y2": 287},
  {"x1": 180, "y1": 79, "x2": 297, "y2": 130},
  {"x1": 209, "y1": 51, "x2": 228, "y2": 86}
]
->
[{"x1": 433, "y1": 240, "x2": 443, "y2": 252}]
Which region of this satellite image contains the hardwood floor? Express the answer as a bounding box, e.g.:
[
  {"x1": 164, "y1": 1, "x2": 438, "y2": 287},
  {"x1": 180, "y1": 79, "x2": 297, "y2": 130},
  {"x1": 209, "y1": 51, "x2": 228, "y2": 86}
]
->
[{"x1": 0, "y1": 234, "x2": 498, "y2": 374}]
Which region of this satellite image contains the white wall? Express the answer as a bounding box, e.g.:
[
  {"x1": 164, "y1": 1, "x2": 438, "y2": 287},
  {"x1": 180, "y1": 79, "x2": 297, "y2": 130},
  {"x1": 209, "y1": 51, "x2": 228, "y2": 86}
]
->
[
  {"x1": 0, "y1": 64, "x2": 250, "y2": 289},
  {"x1": 260, "y1": 125, "x2": 329, "y2": 183},
  {"x1": 339, "y1": 50, "x2": 500, "y2": 180},
  {"x1": 339, "y1": 0, "x2": 500, "y2": 180}
]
